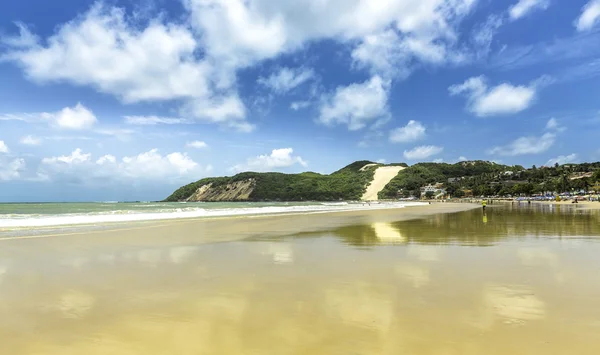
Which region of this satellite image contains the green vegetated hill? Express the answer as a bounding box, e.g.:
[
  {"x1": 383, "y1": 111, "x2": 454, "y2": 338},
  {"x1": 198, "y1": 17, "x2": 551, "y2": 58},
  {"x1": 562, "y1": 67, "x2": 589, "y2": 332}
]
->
[
  {"x1": 164, "y1": 160, "x2": 383, "y2": 202},
  {"x1": 166, "y1": 160, "x2": 600, "y2": 202},
  {"x1": 379, "y1": 161, "x2": 600, "y2": 199}
]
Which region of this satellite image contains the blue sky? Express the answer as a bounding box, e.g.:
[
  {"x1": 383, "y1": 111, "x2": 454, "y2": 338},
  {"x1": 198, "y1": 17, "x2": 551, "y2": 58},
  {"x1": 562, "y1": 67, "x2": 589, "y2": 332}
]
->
[{"x1": 1, "y1": 0, "x2": 600, "y2": 202}]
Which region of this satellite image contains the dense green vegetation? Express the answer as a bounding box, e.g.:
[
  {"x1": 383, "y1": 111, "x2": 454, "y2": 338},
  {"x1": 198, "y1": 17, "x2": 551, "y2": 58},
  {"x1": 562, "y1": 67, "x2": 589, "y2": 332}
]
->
[
  {"x1": 165, "y1": 161, "x2": 379, "y2": 202},
  {"x1": 378, "y1": 161, "x2": 518, "y2": 199},
  {"x1": 166, "y1": 160, "x2": 600, "y2": 202},
  {"x1": 379, "y1": 161, "x2": 600, "y2": 199}
]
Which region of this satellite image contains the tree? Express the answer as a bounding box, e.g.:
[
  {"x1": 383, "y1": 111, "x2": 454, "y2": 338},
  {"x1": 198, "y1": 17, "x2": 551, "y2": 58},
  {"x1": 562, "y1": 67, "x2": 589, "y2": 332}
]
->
[
  {"x1": 454, "y1": 189, "x2": 465, "y2": 198},
  {"x1": 425, "y1": 191, "x2": 435, "y2": 199}
]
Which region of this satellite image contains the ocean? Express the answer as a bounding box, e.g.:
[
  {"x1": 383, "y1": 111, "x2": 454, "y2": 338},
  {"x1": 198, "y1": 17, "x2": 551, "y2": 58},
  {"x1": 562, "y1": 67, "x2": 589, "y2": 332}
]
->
[{"x1": 0, "y1": 201, "x2": 425, "y2": 229}]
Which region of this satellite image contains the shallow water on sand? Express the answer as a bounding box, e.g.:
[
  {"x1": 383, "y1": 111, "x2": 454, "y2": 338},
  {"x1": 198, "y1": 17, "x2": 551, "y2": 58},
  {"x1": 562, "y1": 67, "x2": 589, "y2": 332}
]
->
[{"x1": 1, "y1": 204, "x2": 600, "y2": 354}]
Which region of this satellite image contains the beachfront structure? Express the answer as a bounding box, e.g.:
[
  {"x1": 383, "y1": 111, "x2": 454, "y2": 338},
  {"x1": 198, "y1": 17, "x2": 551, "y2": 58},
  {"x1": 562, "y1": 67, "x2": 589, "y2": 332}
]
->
[{"x1": 421, "y1": 183, "x2": 446, "y2": 198}]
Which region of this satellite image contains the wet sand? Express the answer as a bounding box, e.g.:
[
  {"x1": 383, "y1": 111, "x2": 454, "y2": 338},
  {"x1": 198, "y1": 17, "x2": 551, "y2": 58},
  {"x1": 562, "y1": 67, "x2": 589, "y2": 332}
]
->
[
  {"x1": 532, "y1": 200, "x2": 600, "y2": 209},
  {"x1": 0, "y1": 203, "x2": 478, "y2": 248},
  {"x1": 2, "y1": 203, "x2": 600, "y2": 354}
]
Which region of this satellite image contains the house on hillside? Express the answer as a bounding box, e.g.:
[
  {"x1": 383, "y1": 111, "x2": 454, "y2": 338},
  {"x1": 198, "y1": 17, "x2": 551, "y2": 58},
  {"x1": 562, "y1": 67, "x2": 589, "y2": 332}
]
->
[{"x1": 421, "y1": 183, "x2": 446, "y2": 198}]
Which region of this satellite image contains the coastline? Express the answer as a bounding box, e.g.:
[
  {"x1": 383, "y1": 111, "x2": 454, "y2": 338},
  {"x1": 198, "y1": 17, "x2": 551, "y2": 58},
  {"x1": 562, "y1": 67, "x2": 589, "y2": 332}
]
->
[{"x1": 0, "y1": 203, "x2": 480, "y2": 247}]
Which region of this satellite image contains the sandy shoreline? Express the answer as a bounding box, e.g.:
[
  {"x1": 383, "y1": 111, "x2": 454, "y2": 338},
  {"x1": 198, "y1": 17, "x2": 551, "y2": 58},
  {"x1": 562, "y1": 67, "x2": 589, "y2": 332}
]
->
[{"x1": 0, "y1": 203, "x2": 479, "y2": 248}]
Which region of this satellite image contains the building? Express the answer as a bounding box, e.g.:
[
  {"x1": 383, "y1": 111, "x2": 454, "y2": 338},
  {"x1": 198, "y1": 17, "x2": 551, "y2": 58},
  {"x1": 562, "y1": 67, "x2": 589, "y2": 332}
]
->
[{"x1": 420, "y1": 183, "x2": 446, "y2": 198}]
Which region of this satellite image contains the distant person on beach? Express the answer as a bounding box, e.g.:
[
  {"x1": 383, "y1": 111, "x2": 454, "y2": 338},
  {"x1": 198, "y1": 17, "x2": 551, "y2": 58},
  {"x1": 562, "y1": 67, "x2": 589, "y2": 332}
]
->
[{"x1": 482, "y1": 200, "x2": 487, "y2": 210}]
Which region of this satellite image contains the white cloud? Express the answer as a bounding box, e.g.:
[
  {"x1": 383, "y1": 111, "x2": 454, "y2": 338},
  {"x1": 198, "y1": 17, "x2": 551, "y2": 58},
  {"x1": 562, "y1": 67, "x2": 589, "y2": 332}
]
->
[
  {"x1": 458, "y1": 156, "x2": 468, "y2": 161},
  {"x1": 546, "y1": 154, "x2": 578, "y2": 166},
  {"x1": 180, "y1": 94, "x2": 254, "y2": 132},
  {"x1": 185, "y1": 0, "x2": 478, "y2": 70},
  {"x1": 0, "y1": 157, "x2": 26, "y2": 181},
  {"x1": 0, "y1": 103, "x2": 97, "y2": 130},
  {"x1": 433, "y1": 158, "x2": 444, "y2": 163},
  {"x1": 186, "y1": 141, "x2": 208, "y2": 149},
  {"x1": 488, "y1": 133, "x2": 556, "y2": 156},
  {"x1": 20, "y1": 135, "x2": 42, "y2": 146},
  {"x1": 318, "y1": 76, "x2": 390, "y2": 130},
  {"x1": 96, "y1": 155, "x2": 116, "y2": 165},
  {"x1": 403, "y1": 145, "x2": 444, "y2": 160},
  {"x1": 231, "y1": 148, "x2": 307, "y2": 172},
  {"x1": 4, "y1": 5, "x2": 209, "y2": 103},
  {"x1": 389, "y1": 120, "x2": 426, "y2": 143},
  {"x1": 290, "y1": 101, "x2": 311, "y2": 110},
  {"x1": 124, "y1": 116, "x2": 192, "y2": 125},
  {"x1": 575, "y1": 0, "x2": 600, "y2": 31},
  {"x1": 0, "y1": 141, "x2": 8, "y2": 153},
  {"x1": 258, "y1": 67, "x2": 315, "y2": 93},
  {"x1": 449, "y1": 76, "x2": 542, "y2": 116},
  {"x1": 52, "y1": 103, "x2": 98, "y2": 130},
  {"x1": 42, "y1": 148, "x2": 91, "y2": 165},
  {"x1": 3, "y1": 4, "x2": 252, "y2": 131},
  {"x1": 471, "y1": 15, "x2": 504, "y2": 59},
  {"x1": 4, "y1": 0, "x2": 482, "y2": 133},
  {"x1": 39, "y1": 148, "x2": 207, "y2": 184},
  {"x1": 545, "y1": 118, "x2": 566, "y2": 132},
  {"x1": 509, "y1": 0, "x2": 550, "y2": 20}
]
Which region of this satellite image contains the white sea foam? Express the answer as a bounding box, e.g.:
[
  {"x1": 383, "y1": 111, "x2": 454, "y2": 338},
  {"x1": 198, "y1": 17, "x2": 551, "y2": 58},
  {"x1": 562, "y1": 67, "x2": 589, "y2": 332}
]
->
[{"x1": 0, "y1": 202, "x2": 426, "y2": 229}]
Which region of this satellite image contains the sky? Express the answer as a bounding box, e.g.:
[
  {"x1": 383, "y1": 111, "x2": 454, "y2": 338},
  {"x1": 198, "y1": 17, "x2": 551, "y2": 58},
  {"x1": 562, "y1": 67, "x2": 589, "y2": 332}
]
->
[{"x1": 1, "y1": 0, "x2": 600, "y2": 202}]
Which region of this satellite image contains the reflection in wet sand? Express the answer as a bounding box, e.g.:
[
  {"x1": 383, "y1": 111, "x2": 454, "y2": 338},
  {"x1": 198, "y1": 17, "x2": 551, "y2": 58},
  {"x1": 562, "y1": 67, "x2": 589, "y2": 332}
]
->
[
  {"x1": 371, "y1": 222, "x2": 406, "y2": 244},
  {"x1": 1, "y1": 206, "x2": 600, "y2": 354},
  {"x1": 517, "y1": 247, "x2": 558, "y2": 267},
  {"x1": 54, "y1": 290, "x2": 96, "y2": 319},
  {"x1": 325, "y1": 282, "x2": 393, "y2": 332},
  {"x1": 395, "y1": 263, "x2": 430, "y2": 288},
  {"x1": 483, "y1": 284, "x2": 546, "y2": 325}
]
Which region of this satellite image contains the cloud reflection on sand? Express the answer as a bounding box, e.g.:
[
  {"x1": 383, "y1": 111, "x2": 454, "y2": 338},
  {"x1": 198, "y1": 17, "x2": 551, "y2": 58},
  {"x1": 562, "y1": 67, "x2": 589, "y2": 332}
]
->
[
  {"x1": 482, "y1": 284, "x2": 546, "y2": 325},
  {"x1": 395, "y1": 263, "x2": 430, "y2": 288}
]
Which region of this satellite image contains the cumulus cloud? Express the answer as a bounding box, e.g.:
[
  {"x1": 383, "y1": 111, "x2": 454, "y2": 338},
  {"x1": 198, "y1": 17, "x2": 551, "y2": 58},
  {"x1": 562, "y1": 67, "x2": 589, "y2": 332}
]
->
[
  {"x1": 458, "y1": 156, "x2": 468, "y2": 161},
  {"x1": 42, "y1": 148, "x2": 91, "y2": 165},
  {"x1": 488, "y1": 133, "x2": 555, "y2": 156},
  {"x1": 186, "y1": 140, "x2": 208, "y2": 149},
  {"x1": 258, "y1": 67, "x2": 315, "y2": 93},
  {"x1": 38, "y1": 148, "x2": 208, "y2": 184},
  {"x1": 20, "y1": 135, "x2": 42, "y2": 146},
  {"x1": 0, "y1": 141, "x2": 8, "y2": 153},
  {"x1": 449, "y1": 76, "x2": 549, "y2": 116},
  {"x1": 2, "y1": 4, "x2": 251, "y2": 131},
  {"x1": 318, "y1": 76, "x2": 390, "y2": 130},
  {"x1": 352, "y1": 28, "x2": 468, "y2": 79},
  {"x1": 3, "y1": 0, "x2": 482, "y2": 131},
  {"x1": 575, "y1": 0, "x2": 600, "y2": 31},
  {"x1": 52, "y1": 103, "x2": 98, "y2": 130},
  {"x1": 0, "y1": 103, "x2": 97, "y2": 130},
  {"x1": 389, "y1": 120, "x2": 426, "y2": 143},
  {"x1": 231, "y1": 148, "x2": 307, "y2": 172},
  {"x1": 546, "y1": 154, "x2": 578, "y2": 166},
  {"x1": 509, "y1": 0, "x2": 550, "y2": 20},
  {"x1": 488, "y1": 118, "x2": 564, "y2": 156},
  {"x1": 0, "y1": 157, "x2": 26, "y2": 181},
  {"x1": 403, "y1": 145, "x2": 444, "y2": 160}
]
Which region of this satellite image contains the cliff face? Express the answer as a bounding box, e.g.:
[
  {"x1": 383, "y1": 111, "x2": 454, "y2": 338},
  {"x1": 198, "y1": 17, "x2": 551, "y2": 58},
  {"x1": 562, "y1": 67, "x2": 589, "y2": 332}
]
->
[{"x1": 186, "y1": 179, "x2": 256, "y2": 202}]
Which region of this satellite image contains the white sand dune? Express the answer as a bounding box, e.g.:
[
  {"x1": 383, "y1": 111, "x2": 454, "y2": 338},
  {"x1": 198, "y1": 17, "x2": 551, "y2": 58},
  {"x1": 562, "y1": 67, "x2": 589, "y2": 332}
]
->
[{"x1": 361, "y1": 166, "x2": 404, "y2": 201}]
